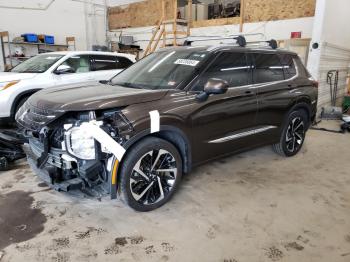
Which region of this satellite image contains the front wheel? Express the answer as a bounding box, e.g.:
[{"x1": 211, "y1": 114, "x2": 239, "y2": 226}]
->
[
  {"x1": 118, "y1": 137, "x2": 182, "y2": 212},
  {"x1": 273, "y1": 110, "x2": 308, "y2": 157}
]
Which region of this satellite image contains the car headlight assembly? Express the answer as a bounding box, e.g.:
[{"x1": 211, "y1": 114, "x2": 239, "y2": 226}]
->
[
  {"x1": 0, "y1": 80, "x2": 20, "y2": 91},
  {"x1": 65, "y1": 125, "x2": 96, "y2": 160}
]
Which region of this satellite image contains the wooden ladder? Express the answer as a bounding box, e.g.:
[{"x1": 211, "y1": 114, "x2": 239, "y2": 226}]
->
[{"x1": 143, "y1": 0, "x2": 192, "y2": 58}]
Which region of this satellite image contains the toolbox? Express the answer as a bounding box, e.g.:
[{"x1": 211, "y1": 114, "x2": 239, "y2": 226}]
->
[
  {"x1": 21, "y1": 33, "x2": 38, "y2": 43},
  {"x1": 38, "y1": 34, "x2": 55, "y2": 44}
]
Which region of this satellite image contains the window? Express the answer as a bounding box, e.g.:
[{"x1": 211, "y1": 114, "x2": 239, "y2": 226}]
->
[
  {"x1": 193, "y1": 52, "x2": 250, "y2": 91},
  {"x1": 61, "y1": 55, "x2": 91, "y2": 73},
  {"x1": 91, "y1": 55, "x2": 133, "y2": 71},
  {"x1": 11, "y1": 54, "x2": 63, "y2": 73},
  {"x1": 111, "y1": 50, "x2": 209, "y2": 90},
  {"x1": 92, "y1": 55, "x2": 118, "y2": 71},
  {"x1": 279, "y1": 54, "x2": 296, "y2": 79},
  {"x1": 117, "y1": 57, "x2": 133, "y2": 69},
  {"x1": 253, "y1": 53, "x2": 284, "y2": 84}
]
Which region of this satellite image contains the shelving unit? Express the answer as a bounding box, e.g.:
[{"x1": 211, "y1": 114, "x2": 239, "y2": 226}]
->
[{"x1": 0, "y1": 31, "x2": 76, "y2": 70}]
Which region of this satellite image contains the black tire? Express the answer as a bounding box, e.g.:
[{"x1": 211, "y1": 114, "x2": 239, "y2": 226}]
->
[
  {"x1": 0, "y1": 157, "x2": 9, "y2": 171},
  {"x1": 13, "y1": 96, "x2": 29, "y2": 122},
  {"x1": 273, "y1": 109, "x2": 309, "y2": 157},
  {"x1": 118, "y1": 137, "x2": 182, "y2": 212}
]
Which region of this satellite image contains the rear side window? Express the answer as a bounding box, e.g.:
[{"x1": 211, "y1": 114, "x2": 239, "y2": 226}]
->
[
  {"x1": 279, "y1": 54, "x2": 296, "y2": 79},
  {"x1": 253, "y1": 53, "x2": 284, "y2": 84},
  {"x1": 91, "y1": 55, "x2": 118, "y2": 71},
  {"x1": 193, "y1": 52, "x2": 250, "y2": 91},
  {"x1": 91, "y1": 55, "x2": 133, "y2": 71}
]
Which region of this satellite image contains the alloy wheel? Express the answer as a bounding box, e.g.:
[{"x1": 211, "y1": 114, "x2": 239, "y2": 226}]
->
[
  {"x1": 285, "y1": 116, "x2": 305, "y2": 153},
  {"x1": 129, "y1": 149, "x2": 177, "y2": 205}
]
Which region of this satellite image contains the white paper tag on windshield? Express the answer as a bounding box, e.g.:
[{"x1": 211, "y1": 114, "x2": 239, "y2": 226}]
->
[{"x1": 174, "y1": 59, "x2": 200, "y2": 67}]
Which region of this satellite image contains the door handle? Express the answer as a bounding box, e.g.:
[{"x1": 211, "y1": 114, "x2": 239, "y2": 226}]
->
[
  {"x1": 288, "y1": 84, "x2": 298, "y2": 88},
  {"x1": 244, "y1": 90, "x2": 254, "y2": 96}
]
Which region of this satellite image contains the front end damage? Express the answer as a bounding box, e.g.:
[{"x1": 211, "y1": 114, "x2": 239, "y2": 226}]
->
[{"x1": 17, "y1": 102, "x2": 133, "y2": 198}]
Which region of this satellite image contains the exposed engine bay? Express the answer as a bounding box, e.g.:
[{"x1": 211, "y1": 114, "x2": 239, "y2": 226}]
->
[{"x1": 17, "y1": 101, "x2": 134, "y2": 198}]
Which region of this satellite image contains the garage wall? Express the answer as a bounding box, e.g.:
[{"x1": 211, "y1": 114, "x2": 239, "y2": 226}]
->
[
  {"x1": 0, "y1": 0, "x2": 107, "y2": 71},
  {"x1": 307, "y1": 0, "x2": 350, "y2": 111},
  {"x1": 108, "y1": 0, "x2": 315, "y2": 29},
  {"x1": 108, "y1": 16, "x2": 314, "y2": 53}
]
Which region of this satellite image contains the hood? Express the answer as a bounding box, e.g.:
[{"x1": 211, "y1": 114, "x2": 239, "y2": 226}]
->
[
  {"x1": 0, "y1": 72, "x2": 38, "y2": 82},
  {"x1": 28, "y1": 82, "x2": 168, "y2": 112}
]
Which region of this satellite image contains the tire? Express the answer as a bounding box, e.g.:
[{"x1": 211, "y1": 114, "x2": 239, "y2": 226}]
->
[
  {"x1": 273, "y1": 109, "x2": 309, "y2": 157},
  {"x1": 118, "y1": 137, "x2": 182, "y2": 212},
  {"x1": 0, "y1": 157, "x2": 9, "y2": 171},
  {"x1": 13, "y1": 96, "x2": 29, "y2": 122}
]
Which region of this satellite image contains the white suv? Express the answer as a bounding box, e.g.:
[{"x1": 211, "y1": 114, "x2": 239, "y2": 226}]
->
[{"x1": 0, "y1": 51, "x2": 135, "y2": 123}]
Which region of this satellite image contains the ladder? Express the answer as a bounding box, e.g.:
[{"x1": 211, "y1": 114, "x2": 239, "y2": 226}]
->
[{"x1": 143, "y1": 0, "x2": 192, "y2": 58}]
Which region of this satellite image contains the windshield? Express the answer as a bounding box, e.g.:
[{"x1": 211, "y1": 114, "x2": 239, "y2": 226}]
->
[
  {"x1": 11, "y1": 54, "x2": 63, "y2": 73},
  {"x1": 111, "y1": 50, "x2": 209, "y2": 90}
]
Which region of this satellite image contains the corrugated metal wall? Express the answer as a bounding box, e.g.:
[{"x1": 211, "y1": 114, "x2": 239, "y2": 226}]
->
[{"x1": 317, "y1": 42, "x2": 350, "y2": 111}]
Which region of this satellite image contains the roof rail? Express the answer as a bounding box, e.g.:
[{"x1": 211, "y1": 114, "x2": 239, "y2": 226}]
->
[{"x1": 183, "y1": 33, "x2": 278, "y2": 50}]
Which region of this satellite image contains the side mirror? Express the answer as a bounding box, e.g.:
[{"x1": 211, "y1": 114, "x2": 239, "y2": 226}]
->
[
  {"x1": 196, "y1": 78, "x2": 229, "y2": 102},
  {"x1": 54, "y1": 65, "x2": 74, "y2": 75},
  {"x1": 99, "y1": 80, "x2": 110, "y2": 85}
]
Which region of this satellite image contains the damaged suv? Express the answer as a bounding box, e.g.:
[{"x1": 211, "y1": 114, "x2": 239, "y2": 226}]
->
[{"x1": 17, "y1": 43, "x2": 318, "y2": 211}]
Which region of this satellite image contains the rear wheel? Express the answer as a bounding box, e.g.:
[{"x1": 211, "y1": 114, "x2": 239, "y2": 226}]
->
[
  {"x1": 273, "y1": 110, "x2": 308, "y2": 157},
  {"x1": 118, "y1": 137, "x2": 182, "y2": 212}
]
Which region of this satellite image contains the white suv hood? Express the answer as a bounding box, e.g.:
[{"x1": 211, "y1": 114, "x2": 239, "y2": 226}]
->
[{"x1": 0, "y1": 72, "x2": 38, "y2": 83}]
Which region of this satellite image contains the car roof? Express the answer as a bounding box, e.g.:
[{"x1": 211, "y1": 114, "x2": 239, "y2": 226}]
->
[
  {"x1": 37, "y1": 51, "x2": 136, "y2": 60},
  {"x1": 158, "y1": 45, "x2": 297, "y2": 56}
]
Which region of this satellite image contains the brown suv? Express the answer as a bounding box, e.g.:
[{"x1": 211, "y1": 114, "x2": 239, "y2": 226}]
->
[{"x1": 17, "y1": 43, "x2": 318, "y2": 211}]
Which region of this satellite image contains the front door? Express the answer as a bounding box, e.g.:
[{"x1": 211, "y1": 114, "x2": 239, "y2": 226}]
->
[{"x1": 190, "y1": 51, "x2": 258, "y2": 163}]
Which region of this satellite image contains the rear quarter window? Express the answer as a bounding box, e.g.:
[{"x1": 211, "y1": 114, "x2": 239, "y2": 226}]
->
[
  {"x1": 279, "y1": 54, "x2": 297, "y2": 79},
  {"x1": 117, "y1": 57, "x2": 133, "y2": 69}
]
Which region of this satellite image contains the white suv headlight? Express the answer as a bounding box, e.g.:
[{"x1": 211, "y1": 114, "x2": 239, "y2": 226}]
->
[
  {"x1": 0, "y1": 80, "x2": 20, "y2": 91},
  {"x1": 65, "y1": 126, "x2": 96, "y2": 160}
]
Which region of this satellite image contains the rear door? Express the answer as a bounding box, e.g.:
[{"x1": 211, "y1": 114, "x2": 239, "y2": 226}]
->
[
  {"x1": 253, "y1": 52, "x2": 298, "y2": 142},
  {"x1": 190, "y1": 51, "x2": 258, "y2": 163}
]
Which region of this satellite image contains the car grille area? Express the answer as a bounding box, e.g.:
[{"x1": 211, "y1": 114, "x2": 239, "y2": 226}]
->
[
  {"x1": 16, "y1": 101, "x2": 64, "y2": 132},
  {"x1": 29, "y1": 138, "x2": 65, "y2": 168}
]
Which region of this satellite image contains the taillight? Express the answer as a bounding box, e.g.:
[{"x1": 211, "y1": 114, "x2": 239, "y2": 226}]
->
[{"x1": 309, "y1": 77, "x2": 319, "y2": 88}]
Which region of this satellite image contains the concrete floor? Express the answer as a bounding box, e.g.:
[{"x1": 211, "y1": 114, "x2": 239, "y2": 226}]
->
[{"x1": 0, "y1": 121, "x2": 349, "y2": 262}]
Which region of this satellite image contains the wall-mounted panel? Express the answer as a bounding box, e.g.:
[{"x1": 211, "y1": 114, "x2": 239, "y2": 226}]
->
[
  {"x1": 108, "y1": 0, "x2": 174, "y2": 29},
  {"x1": 244, "y1": 0, "x2": 315, "y2": 23},
  {"x1": 108, "y1": 0, "x2": 316, "y2": 30}
]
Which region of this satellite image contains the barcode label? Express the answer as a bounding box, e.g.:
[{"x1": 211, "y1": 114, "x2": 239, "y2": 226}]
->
[{"x1": 174, "y1": 59, "x2": 200, "y2": 66}]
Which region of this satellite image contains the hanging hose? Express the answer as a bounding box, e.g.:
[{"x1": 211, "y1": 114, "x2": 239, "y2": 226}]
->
[{"x1": 327, "y1": 70, "x2": 339, "y2": 107}]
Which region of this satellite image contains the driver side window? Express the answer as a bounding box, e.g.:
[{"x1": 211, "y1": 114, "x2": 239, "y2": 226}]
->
[
  {"x1": 192, "y1": 52, "x2": 250, "y2": 91},
  {"x1": 61, "y1": 55, "x2": 91, "y2": 73}
]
